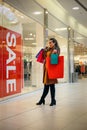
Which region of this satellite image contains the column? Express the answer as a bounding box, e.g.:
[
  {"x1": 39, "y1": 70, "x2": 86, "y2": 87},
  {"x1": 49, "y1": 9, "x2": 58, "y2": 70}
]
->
[
  {"x1": 68, "y1": 27, "x2": 74, "y2": 82},
  {"x1": 43, "y1": 8, "x2": 48, "y2": 47}
]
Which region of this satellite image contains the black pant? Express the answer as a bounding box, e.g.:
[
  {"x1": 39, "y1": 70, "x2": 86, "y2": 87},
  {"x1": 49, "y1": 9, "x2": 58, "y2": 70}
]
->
[{"x1": 41, "y1": 84, "x2": 55, "y2": 102}]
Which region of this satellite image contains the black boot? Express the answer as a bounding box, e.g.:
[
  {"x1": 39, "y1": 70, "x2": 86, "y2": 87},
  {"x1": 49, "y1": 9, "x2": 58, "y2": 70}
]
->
[
  {"x1": 36, "y1": 85, "x2": 49, "y2": 105},
  {"x1": 36, "y1": 99, "x2": 45, "y2": 105},
  {"x1": 50, "y1": 84, "x2": 56, "y2": 106},
  {"x1": 50, "y1": 100, "x2": 56, "y2": 106}
]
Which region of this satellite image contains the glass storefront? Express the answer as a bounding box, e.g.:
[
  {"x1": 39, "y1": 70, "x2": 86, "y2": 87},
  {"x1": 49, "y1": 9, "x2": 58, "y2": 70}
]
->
[
  {"x1": 0, "y1": 0, "x2": 75, "y2": 101},
  {"x1": 0, "y1": 3, "x2": 24, "y2": 100},
  {"x1": 0, "y1": 2, "x2": 44, "y2": 101},
  {"x1": 74, "y1": 32, "x2": 87, "y2": 79}
]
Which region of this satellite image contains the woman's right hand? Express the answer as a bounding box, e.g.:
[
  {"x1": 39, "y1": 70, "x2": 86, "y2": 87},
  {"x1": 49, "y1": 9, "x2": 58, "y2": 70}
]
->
[{"x1": 44, "y1": 46, "x2": 49, "y2": 51}]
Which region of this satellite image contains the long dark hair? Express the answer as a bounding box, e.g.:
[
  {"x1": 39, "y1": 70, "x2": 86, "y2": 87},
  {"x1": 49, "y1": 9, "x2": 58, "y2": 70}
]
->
[{"x1": 49, "y1": 38, "x2": 60, "y2": 54}]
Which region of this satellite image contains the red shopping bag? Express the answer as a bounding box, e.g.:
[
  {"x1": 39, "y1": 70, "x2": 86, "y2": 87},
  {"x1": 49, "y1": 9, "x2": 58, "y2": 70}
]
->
[
  {"x1": 36, "y1": 49, "x2": 44, "y2": 63},
  {"x1": 46, "y1": 56, "x2": 64, "y2": 79},
  {"x1": 36, "y1": 48, "x2": 44, "y2": 58}
]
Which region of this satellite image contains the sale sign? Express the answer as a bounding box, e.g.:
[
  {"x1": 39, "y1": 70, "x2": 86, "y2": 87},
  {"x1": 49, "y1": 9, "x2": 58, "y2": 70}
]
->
[
  {"x1": 0, "y1": 26, "x2": 23, "y2": 97},
  {"x1": 0, "y1": 26, "x2": 3, "y2": 97}
]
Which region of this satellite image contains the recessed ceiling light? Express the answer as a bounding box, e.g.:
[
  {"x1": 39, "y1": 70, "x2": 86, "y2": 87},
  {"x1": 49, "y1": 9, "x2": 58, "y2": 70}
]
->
[
  {"x1": 55, "y1": 28, "x2": 67, "y2": 31},
  {"x1": 33, "y1": 11, "x2": 42, "y2": 15},
  {"x1": 25, "y1": 38, "x2": 29, "y2": 40},
  {"x1": 21, "y1": 15, "x2": 24, "y2": 18},
  {"x1": 29, "y1": 33, "x2": 33, "y2": 36},
  {"x1": 76, "y1": 37, "x2": 83, "y2": 39},
  {"x1": 72, "y1": 7, "x2": 79, "y2": 10},
  {"x1": 32, "y1": 43, "x2": 36, "y2": 45},
  {"x1": 45, "y1": 11, "x2": 48, "y2": 14},
  {"x1": 24, "y1": 37, "x2": 34, "y2": 40}
]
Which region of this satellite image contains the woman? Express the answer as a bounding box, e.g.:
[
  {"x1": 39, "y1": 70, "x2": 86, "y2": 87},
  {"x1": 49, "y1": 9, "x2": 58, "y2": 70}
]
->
[{"x1": 36, "y1": 38, "x2": 60, "y2": 106}]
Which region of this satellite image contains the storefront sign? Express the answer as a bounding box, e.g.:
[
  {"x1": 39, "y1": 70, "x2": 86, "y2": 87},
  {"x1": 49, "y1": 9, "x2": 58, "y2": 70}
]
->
[{"x1": 0, "y1": 26, "x2": 23, "y2": 97}]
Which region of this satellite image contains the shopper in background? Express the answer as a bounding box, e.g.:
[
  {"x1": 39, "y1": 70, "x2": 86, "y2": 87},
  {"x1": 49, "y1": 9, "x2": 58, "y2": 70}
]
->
[{"x1": 36, "y1": 38, "x2": 60, "y2": 106}]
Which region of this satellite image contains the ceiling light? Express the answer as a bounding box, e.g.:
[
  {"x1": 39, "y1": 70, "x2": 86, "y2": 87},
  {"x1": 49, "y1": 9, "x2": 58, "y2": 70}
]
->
[
  {"x1": 68, "y1": 27, "x2": 71, "y2": 30},
  {"x1": 32, "y1": 43, "x2": 36, "y2": 45},
  {"x1": 25, "y1": 38, "x2": 29, "y2": 40},
  {"x1": 33, "y1": 11, "x2": 42, "y2": 15},
  {"x1": 55, "y1": 28, "x2": 67, "y2": 31},
  {"x1": 29, "y1": 33, "x2": 33, "y2": 36},
  {"x1": 45, "y1": 11, "x2": 48, "y2": 14},
  {"x1": 75, "y1": 37, "x2": 83, "y2": 39},
  {"x1": 24, "y1": 37, "x2": 34, "y2": 40},
  {"x1": 20, "y1": 15, "x2": 24, "y2": 18},
  {"x1": 72, "y1": 6, "x2": 79, "y2": 10}
]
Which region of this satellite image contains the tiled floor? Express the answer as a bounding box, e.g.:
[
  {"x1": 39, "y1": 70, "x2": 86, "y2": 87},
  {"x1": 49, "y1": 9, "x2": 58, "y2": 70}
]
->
[{"x1": 0, "y1": 79, "x2": 87, "y2": 130}]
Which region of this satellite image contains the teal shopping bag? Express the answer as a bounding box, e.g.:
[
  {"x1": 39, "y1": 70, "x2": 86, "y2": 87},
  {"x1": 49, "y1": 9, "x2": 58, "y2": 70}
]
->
[{"x1": 50, "y1": 54, "x2": 58, "y2": 64}]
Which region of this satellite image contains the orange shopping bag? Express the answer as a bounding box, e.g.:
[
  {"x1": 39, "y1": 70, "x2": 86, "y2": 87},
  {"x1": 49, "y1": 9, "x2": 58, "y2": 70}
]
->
[{"x1": 46, "y1": 56, "x2": 64, "y2": 79}]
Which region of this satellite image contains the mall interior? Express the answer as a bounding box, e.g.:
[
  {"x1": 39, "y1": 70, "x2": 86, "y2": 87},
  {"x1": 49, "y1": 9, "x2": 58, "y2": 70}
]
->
[{"x1": 0, "y1": 0, "x2": 87, "y2": 130}]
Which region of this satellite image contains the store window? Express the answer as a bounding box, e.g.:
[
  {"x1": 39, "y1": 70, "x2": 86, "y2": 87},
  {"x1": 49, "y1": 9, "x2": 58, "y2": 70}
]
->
[
  {"x1": 74, "y1": 32, "x2": 87, "y2": 79},
  {"x1": 0, "y1": 2, "x2": 44, "y2": 100},
  {"x1": 22, "y1": 21, "x2": 44, "y2": 93}
]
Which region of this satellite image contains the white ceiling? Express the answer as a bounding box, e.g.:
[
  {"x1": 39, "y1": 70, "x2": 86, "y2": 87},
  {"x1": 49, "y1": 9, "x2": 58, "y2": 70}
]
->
[
  {"x1": 2, "y1": 0, "x2": 87, "y2": 45},
  {"x1": 57, "y1": 0, "x2": 87, "y2": 28},
  {"x1": 4, "y1": 0, "x2": 44, "y2": 25}
]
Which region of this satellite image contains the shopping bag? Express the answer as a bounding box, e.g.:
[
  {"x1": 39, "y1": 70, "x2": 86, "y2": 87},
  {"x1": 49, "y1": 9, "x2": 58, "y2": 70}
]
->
[
  {"x1": 46, "y1": 56, "x2": 64, "y2": 79},
  {"x1": 50, "y1": 53, "x2": 59, "y2": 64},
  {"x1": 36, "y1": 48, "x2": 44, "y2": 58},
  {"x1": 36, "y1": 49, "x2": 44, "y2": 63}
]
